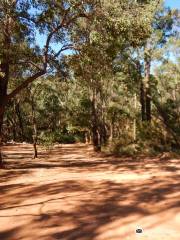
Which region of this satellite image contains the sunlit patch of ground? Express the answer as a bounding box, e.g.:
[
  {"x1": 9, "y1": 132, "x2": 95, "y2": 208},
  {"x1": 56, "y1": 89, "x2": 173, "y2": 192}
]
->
[{"x1": 0, "y1": 143, "x2": 179, "y2": 240}]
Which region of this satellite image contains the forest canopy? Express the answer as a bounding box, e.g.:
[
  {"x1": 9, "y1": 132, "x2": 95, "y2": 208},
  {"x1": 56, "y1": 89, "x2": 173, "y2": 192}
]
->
[{"x1": 0, "y1": 0, "x2": 179, "y2": 163}]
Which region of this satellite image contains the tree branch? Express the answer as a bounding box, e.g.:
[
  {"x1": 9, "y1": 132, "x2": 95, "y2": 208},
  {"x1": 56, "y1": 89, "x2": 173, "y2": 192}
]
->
[
  {"x1": 54, "y1": 44, "x2": 81, "y2": 58},
  {"x1": 5, "y1": 2, "x2": 90, "y2": 103},
  {"x1": 43, "y1": 3, "x2": 90, "y2": 68},
  {"x1": 7, "y1": 70, "x2": 46, "y2": 101},
  {"x1": 43, "y1": 8, "x2": 71, "y2": 69},
  {"x1": 19, "y1": 60, "x2": 43, "y2": 71}
]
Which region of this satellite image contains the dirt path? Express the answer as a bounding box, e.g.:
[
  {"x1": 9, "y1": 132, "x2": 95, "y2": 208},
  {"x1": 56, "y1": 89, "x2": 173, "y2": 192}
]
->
[{"x1": 0, "y1": 143, "x2": 180, "y2": 240}]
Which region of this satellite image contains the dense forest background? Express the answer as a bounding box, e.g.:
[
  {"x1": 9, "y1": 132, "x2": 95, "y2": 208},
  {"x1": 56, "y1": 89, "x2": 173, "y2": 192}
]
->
[{"x1": 0, "y1": 0, "x2": 179, "y2": 163}]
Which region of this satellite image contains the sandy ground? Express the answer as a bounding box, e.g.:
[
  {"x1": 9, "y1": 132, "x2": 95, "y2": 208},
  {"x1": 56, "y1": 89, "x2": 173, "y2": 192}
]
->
[{"x1": 0, "y1": 143, "x2": 180, "y2": 240}]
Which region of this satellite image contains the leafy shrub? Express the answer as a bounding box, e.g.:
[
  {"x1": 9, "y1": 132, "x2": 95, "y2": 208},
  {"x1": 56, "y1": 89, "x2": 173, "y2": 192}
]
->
[
  {"x1": 74, "y1": 134, "x2": 85, "y2": 143},
  {"x1": 58, "y1": 134, "x2": 76, "y2": 144},
  {"x1": 38, "y1": 131, "x2": 84, "y2": 145},
  {"x1": 109, "y1": 138, "x2": 137, "y2": 156},
  {"x1": 137, "y1": 121, "x2": 173, "y2": 153}
]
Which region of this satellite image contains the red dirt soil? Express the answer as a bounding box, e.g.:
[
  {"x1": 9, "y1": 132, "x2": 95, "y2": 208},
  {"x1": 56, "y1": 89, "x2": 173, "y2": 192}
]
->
[{"x1": 0, "y1": 143, "x2": 180, "y2": 240}]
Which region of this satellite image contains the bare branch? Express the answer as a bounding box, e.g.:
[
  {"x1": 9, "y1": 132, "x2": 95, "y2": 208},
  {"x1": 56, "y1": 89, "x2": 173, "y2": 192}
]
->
[
  {"x1": 43, "y1": 8, "x2": 71, "y2": 69},
  {"x1": 19, "y1": 60, "x2": 43, "y2": 71},
  {"x1": 54, "y1": 44, "x2": 81, "y2": 58}
]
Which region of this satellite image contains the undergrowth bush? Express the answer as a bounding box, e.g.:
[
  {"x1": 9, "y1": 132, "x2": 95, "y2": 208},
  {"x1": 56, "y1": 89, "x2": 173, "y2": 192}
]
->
[
  {"x1": 107, "y1": 120, "x2": 178, "y2": 156},
  {"x1": 38, "y1": 131, "x2": 84, "y2": 146}
]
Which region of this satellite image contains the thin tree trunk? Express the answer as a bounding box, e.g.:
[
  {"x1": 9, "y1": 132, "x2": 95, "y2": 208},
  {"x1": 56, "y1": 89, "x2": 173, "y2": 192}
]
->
[
  {"x1": 0, "y1": 107, "x2": 5, "y2": 167},
  {"x1": 140, "y1": 52, "x2": 151, "y2": 122},
  {"x1": 0, "y1": 61, "x2": 9, "y2": 166},
  {"x1": 85, "y1": 132, "x2": 88, "y2": 144},
  {"x1": 31, "y1": 97, "x2": 38, "y2": 159},
  {"x1": 15, "y1": 100, "x2": 24, "y2": 141},
  {"x1": 108, "y1": 78, "x2": 115, "y2": 141},
  {"x1": 140, "y1": 82, "x2": 146, "y2": 121},
  {"x1": 91, "y1": 89, "x2": 101, "y2": 151},
  {"x1": 109, "y1": 122, "x2": 113, "y2": 142},
  {"x1": 133, "y1": 93, "x2": 137, "y2": 141},
  {"x1": 144, "y1": 54, "x2": 151, "y2": 121},
  {"x1": 99, "y1": 122, "x2": 107, "y2": 145},
  {"x1": 33, "y1": 135, "x2": 38, "y2": 159},
  {"x1": 146, "y1": 88, "x2": 151, "y2": 121},
  {"x1": 7, "y1": 116, "x2": 16, "y2": 141},
  {"x1": 12, "y1": 101, "x2": 18, "y2": 141}
]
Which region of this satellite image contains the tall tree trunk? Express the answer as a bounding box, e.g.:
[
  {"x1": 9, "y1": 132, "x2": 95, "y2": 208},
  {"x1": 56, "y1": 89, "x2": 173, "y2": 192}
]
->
[
  {"x1": 31, "y1": 95, "x2": 38, "y2": 159},
  {"x1": 109, "y1": 122, "x2": 113, "y2": 142},
  {"x1": 91, "y1": 89, "x2": 101, "y2": 151},
  {"x1": 99, "y1": 97, "x2": 108, "y2": 145},
  {"x1": 0, "y1": 71, "x2": 8, "y2": 166},
  {"x1": 92, "y1": 112, "x2": 100, "y2": 151},
  {"x1": 12, "y1": 102, "x2": 18, "y2": 141},
  {"x1": 0, "y1": 61, "x2": 9, "y2": 167},
  {"x1": 0, "y1": 107, "x2": 5, "y2": 167},
  {"x1": 0, "y1": 14, "x2": 11, "y2": 166},
  {"x1": 133, "y1": 93, "x2": 137, "y2": 141},
  {"x1": 15, "y1": 100, "x2": 24, "y2": 141},
  {"x1": 99, "y1": 118, "x2": 107, "y2": 145},
  {"x1": 144, "y1": 54, "x2": 151, "y2": 121},
  {"x1": 140, "y1": 52, "x2": 151, "y2": 122},
  {"x1": 33, "y1": 128, "x2": 38, "y2": 159},
  {"x1": 140, "y1": 82, "x2": 146, "y2": 121}
]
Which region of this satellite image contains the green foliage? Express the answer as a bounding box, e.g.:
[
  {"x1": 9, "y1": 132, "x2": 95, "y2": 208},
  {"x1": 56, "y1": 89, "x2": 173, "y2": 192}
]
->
[
  {"x1": 39, "y1": 131, "x2": 77, "y2": 145},
  {"x1": 114, "y1": 144, "x2": 138, "y2": 157},
  {"x1": 1, "y1": 0, "x2": 179, "y2": 158}
]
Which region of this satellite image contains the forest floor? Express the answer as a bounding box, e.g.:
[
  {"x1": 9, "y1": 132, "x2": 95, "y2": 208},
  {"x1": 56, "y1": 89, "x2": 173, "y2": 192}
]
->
[{"x1": 0, "y1": 143, "x2": 179, "y2": 240}]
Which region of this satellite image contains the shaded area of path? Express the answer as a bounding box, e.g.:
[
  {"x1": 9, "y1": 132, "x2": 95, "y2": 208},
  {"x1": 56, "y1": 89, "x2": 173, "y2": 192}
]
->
[{"x1": 0, "y1": 143, "x2": 180, "y2": 240}]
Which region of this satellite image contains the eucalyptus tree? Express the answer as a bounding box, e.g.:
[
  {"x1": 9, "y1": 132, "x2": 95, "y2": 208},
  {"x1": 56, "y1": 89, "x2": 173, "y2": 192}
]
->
[
  {"x1": 69, "y1": 0, "x2": 161, "y2": 150},
  {"x1": 153, "y1": 36, "x2": 180, "y2": 147},
  {"x1": 140, "y1": 2, "x2": 179, "y2": 122},
  {"x1": 0, "y1": 0, "x2": 162, "y2": 164},
  {"x1": 0, "y1": 0, "x2": 95, "y2": 165}
]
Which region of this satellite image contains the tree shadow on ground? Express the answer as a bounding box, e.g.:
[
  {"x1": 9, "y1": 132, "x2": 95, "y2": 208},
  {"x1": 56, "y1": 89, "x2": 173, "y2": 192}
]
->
[
  {"x1": 0, "y1": 177, "x2": 179, "y2": 239},
  {"x1": 0, "y1": 144, "x2": 179, "y2": 239},
  {"x1": 1, "y1": 144, "x2": 180, "y2": 174}
]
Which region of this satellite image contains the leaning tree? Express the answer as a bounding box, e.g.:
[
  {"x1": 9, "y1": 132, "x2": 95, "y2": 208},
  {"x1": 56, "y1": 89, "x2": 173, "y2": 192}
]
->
[
  {"x1": 0, "y1": 0, "x2": 160, "y2": 164},
  {"x1": 0, "y1": 0, "x2": 95, "y2": 164}
]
